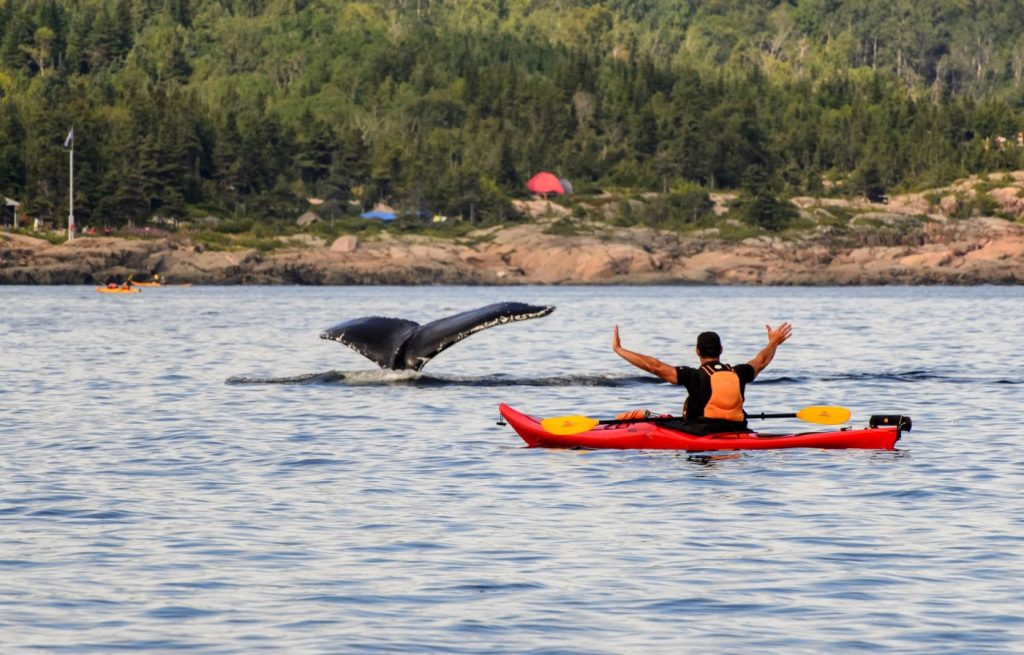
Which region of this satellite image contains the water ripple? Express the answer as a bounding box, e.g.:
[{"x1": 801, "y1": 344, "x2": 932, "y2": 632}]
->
[{"x1": 2, "y1": 285, "x2": 1023, "y2": 654}]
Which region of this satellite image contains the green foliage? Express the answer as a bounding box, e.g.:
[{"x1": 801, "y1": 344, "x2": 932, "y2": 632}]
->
[
  {"x1": 218, "y1": 217, "x2": 254, "y2": 234},
  {"x1": 192, "y1": 229, "x2": 231, "y2": 250},
  {"x1": 9, "y1": 226, "x2": 65, "y2": 244},
  {"x1": 974, "y1": 192, "x2": 1000, "y2": 217},
  {"x1": 544, "y1": 218, "x2": 581, "y2": 236},
  {"x1": 1, "y1": 0, "x2": 1024, "y2": 233},
  {"x1": 738, "y1": 165, "x2": 797, "y2": 232},
  {"x1": 606, "y1": 184, "x2": 715, "y2": 231},
  {"x1": 413, "y1": 219, "x2": 478, "y2": 239},
  {"x1": 740, "y1": 193, "x2": 797, "y2": 232},
  {"x1": 234, "y1": 234, "x2": 283, "y2": 252},
  {"x1": 707, "y1": 219, "x2": 763, "y2": 243},
  {"x1": 949, "y1": 192, "x2": 974, "y2": 220},
  {"x1": 850, "y1": 161, "x2": 888, "y2": 203},
  {"x1": 813, "y1": 206, "x2": 856, "y2": 228},
  {"x1": 190, "y1": 228, "x2": 283, "y2": 252}
]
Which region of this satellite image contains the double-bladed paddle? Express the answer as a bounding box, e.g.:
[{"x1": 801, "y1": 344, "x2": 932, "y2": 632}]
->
[{"x1": 540, "y1": 405, "x2": 852, "y2": 436}]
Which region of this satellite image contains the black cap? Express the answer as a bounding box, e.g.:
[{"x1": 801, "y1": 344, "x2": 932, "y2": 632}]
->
[{"x1": 696, "y1": 331, "x2": 722, "y2": 357}]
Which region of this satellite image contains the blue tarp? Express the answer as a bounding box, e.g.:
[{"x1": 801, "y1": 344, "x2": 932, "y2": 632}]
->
[{"x1": 361, "y1": 210, "x2": 397, "y2": 220}]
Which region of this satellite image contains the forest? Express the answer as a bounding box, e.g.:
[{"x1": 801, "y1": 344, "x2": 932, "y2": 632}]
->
[{"x1": 2, "y1": 0, "x2": 1024, "y2": 232}]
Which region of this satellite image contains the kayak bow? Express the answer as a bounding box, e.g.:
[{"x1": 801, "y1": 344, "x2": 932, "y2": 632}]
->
[{"x1": 499, "y1": 403, "x2": 906, "y2": 451}]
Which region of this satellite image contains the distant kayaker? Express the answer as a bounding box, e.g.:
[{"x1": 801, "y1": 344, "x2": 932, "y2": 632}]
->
[{"x1": 612, "y1": 323, "x2": 792, "y2": 435}]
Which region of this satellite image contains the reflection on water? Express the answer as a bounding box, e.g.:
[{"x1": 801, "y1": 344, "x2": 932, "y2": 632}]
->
[{"x1": 1, "y1": 285, "x2": 1023, "y2": 654}]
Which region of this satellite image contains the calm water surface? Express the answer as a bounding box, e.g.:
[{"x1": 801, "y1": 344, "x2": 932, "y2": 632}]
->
[{"x1": 1, "y1": 285, "x2": 1022, "y2": 653}]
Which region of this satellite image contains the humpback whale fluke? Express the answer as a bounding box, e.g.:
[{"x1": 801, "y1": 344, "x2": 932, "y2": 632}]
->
[{"x1": 320, "y1": 302, "x2": 555, "y2": 371}]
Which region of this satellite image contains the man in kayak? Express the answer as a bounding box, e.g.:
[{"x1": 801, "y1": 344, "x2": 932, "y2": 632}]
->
[{"x1": 612, "y1": 323, "x2": 792, "y2": 434}]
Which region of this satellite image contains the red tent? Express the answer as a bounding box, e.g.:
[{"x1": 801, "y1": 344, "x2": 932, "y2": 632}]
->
[{"x1": 527, "y1": 171, "x2": 565, "y2": 195}]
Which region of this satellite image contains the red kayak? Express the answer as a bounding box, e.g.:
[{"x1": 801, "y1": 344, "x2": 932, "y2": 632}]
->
[{"x1": 498, "y1": 404, "x2": 906, "y2": 451}]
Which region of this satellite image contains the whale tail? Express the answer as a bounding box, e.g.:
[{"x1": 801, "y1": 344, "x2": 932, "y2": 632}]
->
[{"x1": 321, "y1": 301, "x2": 555, "y2": 371}]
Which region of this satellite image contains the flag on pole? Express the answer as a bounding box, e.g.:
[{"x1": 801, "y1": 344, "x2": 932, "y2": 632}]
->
[{"x1": 64, "y1": 128, "x2": 75, "y2": 149}]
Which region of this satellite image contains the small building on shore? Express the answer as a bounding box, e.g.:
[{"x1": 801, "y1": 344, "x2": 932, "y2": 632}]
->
[{"x1": 2, "y1": 197, "x2": 20, "y2": 228}]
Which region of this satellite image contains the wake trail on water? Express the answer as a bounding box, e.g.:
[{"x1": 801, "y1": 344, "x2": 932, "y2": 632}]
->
[
  {"x1": 225, "y1": 370, "x2": 665, "y2": 387},
  {"x1": 784, "y1": 370, "x2": 1024, "y2": 385},
  {"x1": 225, "y1": 368, "x2": 1022, "y2": 387}
]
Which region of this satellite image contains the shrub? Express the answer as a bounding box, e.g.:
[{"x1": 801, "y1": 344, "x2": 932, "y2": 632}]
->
[
  {"x1": 219, "y1": 218, "x2": 254, "y2": 234},
  {"x1": 740, "y1": 192, "x2": 797, "y2": 231},
  {"x1": 975, "y1": 192, "x2": 1000, "y2": 217},
  {"x1": 235, "y1": 235, "x2": 284, "y2": 252},
  {"x1": 545, "y1": 218, "x2": 580, "y2": 236},
  {"x1": 606, "y1": 185, "x2": 714, "y2": 231}
]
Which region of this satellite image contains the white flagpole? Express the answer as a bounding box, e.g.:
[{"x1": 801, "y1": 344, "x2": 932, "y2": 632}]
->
[{"x1": 68, "y1": 136, "x2": 75, "y2": 241}]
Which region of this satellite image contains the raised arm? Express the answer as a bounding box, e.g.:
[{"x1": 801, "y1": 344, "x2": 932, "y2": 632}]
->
[
  {"x1": 747, "y1": 322, "x2": 792, "y2": 375},
  {"x1": 612, "y1": 325, "x2": 678, "y2": 384}
]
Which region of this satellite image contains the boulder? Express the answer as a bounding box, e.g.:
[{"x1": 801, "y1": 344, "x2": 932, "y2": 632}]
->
[
  {"x1": 331, "y1": 235, "x2": 360, "y2": 253},
  {"x1": 988, "y1": 187, "x2": 1024, "y2": 218},
  {"x1": 296, "y1": 211, "x2": 321, "y2": 227}
]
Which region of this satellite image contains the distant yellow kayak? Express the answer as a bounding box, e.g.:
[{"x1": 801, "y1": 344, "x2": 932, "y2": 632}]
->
[{"x1": 96, "y1": 286, "x2": 141, "y2": 294}]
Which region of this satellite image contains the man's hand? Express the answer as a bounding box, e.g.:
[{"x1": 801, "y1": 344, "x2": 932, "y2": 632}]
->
[
  {"x1": 748, "y1": 322, "x2": 792, "y2": 375},
  {"x1": 610, "y1": 324, "x2": 677, "y2": 384},
  {"x1": 766, "y1": 322, "x2": 792, "y2": 346}
]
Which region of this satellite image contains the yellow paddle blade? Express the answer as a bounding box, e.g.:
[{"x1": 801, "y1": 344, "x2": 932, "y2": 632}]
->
[
  {"x1": 794, "y1": 405, "x2": 851, "y2": 425},
  {"x1": 540, "y1": 415, "x2": 600, "y2": 435}
]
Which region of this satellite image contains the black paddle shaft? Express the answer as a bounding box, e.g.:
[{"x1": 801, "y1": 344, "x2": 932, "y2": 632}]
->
[
  {"x1": 595, "y1": 411, "x2": 798, "y2": 427},
  {"x1": 598, "y1": 411, "x2": 802, "y2": 427},
  {"x1": 747, "y1": 412, "x2": 798, "y2": 420},
  {"x1": 598, "y1": 415, "x2": 682, "y2": 426}
]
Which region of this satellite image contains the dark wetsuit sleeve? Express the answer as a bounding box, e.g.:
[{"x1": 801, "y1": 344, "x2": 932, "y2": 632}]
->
[
  {"x1": 735, "y1": 363, "x2": 756, "y2": 383},
  {"x1": 674, "y1": 366, "x2": 697, "y2": 388}
]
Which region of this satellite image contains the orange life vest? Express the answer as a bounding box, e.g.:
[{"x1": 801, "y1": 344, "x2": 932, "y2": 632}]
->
[{"x1": 700, "y1": 363, "x2": 745, "y2": 421}]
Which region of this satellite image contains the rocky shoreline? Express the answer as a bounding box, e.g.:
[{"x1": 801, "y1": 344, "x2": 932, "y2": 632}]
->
[{"x1": 4, "y1": 187, "x2": 1024, "y2": 286}]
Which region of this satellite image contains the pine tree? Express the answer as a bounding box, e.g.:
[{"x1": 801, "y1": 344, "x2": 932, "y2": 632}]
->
[
  {"x1": 294, "y1": 111, "x2": 335, "y2": 192},
  {"x1": 164, "y1": 0, "x2": 190, "y2": 27},
  {"x1": 495, "y1": 137, "x2": 521, "y2": 192},
  {"x1": 2, "y1": 11, "x2": 35, "y2": 72},
  {"x1": 740, "y1": 164, "x2": 796, "y2": 232},
  {"x1": 0, "y1": 100, "x2": 26, "y2": 193}
]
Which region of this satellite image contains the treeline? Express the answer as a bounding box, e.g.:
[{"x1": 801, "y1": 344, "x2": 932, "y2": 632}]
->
[{"x1": 1, "y1": 0, "x2": 1024, "y2": 230}]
